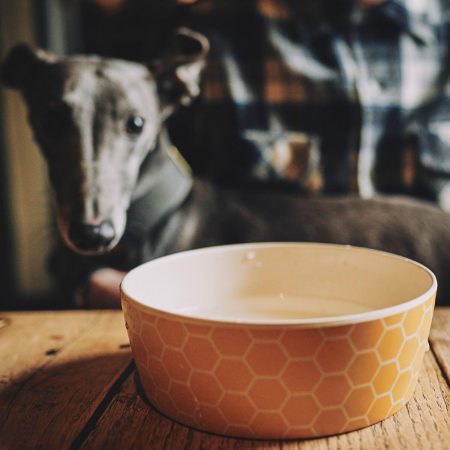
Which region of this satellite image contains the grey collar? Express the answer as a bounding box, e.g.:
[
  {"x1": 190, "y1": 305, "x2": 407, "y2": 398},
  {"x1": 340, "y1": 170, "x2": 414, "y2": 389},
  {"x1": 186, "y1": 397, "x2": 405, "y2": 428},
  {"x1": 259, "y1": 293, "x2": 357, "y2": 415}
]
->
[{"x1": 125, "y1": 130, "x2": 193, "y2": 240}]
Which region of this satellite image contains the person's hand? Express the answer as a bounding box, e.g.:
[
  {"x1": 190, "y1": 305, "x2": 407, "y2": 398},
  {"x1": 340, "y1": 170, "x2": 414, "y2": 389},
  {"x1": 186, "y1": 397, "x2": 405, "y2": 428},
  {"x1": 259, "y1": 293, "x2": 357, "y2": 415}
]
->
[{"x1": 86, "y1": 268, "x2": 126, "y2": 309}]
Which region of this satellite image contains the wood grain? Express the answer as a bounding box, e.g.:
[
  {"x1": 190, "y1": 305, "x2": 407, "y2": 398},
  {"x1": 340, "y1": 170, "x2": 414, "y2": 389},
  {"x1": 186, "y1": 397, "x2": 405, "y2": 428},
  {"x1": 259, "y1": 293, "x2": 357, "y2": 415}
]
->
[
  {"x1": 0, "y1": 311, "x2": 132, "y2": 450},
  {"x1": 79, "y1": 352, "x2": 450, "y2": 450},
  {"x1": 429, "y1": 307, "x2": 450, "y2": 385},
  {"x1": 1, "y1": 310, "x2": 450, "y2": 450},
  {"x1": 0, "y1": 310, "x2": 100, "y2": 419}
]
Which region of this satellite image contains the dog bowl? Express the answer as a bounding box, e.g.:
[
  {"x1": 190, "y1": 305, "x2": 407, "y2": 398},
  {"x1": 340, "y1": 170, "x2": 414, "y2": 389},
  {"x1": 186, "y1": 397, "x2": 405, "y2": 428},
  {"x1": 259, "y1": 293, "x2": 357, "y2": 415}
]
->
[{"x1": 121, "y1": 243, "x2": 436, "y2": 439}]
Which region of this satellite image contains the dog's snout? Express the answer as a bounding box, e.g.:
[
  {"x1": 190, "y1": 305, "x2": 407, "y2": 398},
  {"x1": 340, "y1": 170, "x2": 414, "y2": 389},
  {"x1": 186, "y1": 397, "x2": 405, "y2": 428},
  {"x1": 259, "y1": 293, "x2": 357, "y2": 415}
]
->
[{"x1": 68, "y1": 219, "x2": 116, "y2": 252}]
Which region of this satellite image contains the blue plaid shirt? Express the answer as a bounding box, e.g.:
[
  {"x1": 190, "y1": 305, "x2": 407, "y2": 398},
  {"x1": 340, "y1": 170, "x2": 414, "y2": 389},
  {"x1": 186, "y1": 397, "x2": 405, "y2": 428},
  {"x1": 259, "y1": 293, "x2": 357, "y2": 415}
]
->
[{"x1": 173, "y1": 0, "x2": 450, "y2": 208}]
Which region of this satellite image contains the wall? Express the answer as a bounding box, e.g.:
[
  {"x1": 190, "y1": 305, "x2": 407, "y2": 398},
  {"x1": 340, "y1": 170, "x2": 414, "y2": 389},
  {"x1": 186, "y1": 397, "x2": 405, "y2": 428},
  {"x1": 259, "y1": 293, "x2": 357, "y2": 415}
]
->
[{"x1": 0, "y1": 0, "x2": 55, "y2": 303}]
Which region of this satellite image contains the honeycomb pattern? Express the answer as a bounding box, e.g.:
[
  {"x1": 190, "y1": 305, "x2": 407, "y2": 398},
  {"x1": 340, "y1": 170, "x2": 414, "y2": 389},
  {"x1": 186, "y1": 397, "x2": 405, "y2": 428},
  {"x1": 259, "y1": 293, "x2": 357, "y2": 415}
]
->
[{"x1": 122, "y1": 295, "x2": 435, "y2": 439}]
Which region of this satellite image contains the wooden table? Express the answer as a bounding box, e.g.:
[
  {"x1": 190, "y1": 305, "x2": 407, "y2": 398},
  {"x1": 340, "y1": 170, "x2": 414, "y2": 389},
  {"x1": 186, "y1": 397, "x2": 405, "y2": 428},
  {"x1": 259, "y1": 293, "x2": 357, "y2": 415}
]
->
[{"x1": 1, "y1": 309, "x2": 449, "y2": 450}]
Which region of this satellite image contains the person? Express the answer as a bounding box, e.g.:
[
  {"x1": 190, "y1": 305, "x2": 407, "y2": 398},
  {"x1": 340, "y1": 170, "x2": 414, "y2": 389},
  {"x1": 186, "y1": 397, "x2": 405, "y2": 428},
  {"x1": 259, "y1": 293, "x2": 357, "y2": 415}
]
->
[
  {"x1": 56, "y1": 0, "x2": 450, "y2": 308},
  {"x1": 174, "y1": 0, "x2": 450, "y2": 206}
]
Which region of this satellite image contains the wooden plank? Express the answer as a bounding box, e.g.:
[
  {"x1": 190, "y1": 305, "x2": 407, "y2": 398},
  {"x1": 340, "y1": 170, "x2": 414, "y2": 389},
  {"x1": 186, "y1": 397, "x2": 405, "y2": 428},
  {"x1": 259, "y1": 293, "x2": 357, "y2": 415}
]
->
[
  {"x1": 302, "y1": 350, "x2": 450, "y2": 450},
  {"x1": 79, "y1": 371, "x2": 282, "y2": 450},
  {"x1": 0, "y1": 311, "x2": 101, "y2": 404},
  {"x1": 0, "y1": 311, "x2": 132, "y2": 450},
  {"x1": 0, "y1": 311, "x2": 102, "y2": 448},
  {"x1": 1, "y1": 309, "x2": 449, "y2": 450},
  {"x1": 80, "y1": 350, "x2": 450, "y2": 450},
  {"x1": 429, "y1": 307, "x2": 450, "y2": 385}
]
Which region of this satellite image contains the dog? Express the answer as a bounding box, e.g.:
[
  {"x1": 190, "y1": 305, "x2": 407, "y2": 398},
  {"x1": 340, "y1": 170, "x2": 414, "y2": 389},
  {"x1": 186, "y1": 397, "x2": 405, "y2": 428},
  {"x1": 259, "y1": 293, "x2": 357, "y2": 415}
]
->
[{"x1": 2, "y1": 29, "x2": 450, "y2": 305}]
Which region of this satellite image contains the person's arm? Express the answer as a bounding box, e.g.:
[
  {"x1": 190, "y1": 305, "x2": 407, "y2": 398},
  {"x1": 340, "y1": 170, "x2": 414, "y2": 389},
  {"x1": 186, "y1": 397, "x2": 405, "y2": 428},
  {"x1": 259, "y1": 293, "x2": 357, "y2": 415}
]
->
[
  {"x1": 85, "y1": 268, "x2": 126, "y2": 309},
  {"x1": 48, "y1": 242, "x2": 127, "y2": 309}
]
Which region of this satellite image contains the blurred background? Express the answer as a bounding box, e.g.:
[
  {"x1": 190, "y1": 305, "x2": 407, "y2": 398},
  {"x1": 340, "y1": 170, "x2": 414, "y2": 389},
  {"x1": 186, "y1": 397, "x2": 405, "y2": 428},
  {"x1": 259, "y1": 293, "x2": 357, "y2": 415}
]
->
[
  {"x1": 1, "y1": 0, "x2": 448, "y2": 310},
  {"x1": 0, "y1": 0, "x2": 180, "y2": 309}
]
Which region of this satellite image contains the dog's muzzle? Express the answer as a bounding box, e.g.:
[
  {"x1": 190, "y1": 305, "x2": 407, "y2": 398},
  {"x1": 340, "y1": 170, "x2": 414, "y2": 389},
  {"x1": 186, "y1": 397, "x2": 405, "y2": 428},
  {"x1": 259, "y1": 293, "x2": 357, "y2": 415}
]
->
[{"x1": 67, "y1": 219, "x2": 116, "y2": 253}]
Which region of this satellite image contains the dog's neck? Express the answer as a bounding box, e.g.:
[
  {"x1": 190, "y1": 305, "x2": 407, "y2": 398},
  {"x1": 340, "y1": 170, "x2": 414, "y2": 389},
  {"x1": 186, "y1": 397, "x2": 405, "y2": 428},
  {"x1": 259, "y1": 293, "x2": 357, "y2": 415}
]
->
[{"x1": 125, "y1": 128, "x2": 193, "y2": 240}]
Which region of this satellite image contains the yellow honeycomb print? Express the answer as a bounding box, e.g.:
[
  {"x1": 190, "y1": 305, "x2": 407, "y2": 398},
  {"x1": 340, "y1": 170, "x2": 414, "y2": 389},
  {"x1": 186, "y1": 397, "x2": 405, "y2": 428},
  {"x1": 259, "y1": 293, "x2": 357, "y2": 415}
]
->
[{"x1": 122, "y1": 294, "x2": 435, "y2": 439}]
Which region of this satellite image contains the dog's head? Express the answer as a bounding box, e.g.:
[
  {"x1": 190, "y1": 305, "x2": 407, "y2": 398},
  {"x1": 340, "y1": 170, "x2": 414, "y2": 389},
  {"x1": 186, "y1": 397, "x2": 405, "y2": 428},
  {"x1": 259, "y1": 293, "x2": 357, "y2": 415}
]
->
[{"x1": 1, "y1": 29, "x2": 208, "y2": 255}]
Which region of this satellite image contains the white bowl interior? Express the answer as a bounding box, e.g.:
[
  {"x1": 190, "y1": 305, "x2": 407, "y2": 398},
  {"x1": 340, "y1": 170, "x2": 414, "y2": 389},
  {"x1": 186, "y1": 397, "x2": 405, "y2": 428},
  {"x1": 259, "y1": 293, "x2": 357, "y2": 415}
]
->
[{"x1": 121, "y1": 243, "x2": 436, "y2": 325}]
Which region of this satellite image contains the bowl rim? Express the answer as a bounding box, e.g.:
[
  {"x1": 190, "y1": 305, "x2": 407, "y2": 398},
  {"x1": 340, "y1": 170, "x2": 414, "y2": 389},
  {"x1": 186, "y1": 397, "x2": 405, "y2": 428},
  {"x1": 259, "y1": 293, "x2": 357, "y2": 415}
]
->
[{"x1": 120, "y1": 242, "x2": 437, "y2": 328}]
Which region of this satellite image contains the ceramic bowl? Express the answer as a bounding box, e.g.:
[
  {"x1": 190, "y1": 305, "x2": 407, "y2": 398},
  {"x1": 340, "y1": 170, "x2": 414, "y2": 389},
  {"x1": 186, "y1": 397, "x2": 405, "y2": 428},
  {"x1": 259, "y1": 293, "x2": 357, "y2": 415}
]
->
[{"x1": 121, "y1": 243, "x2": 436, "y2": 439}]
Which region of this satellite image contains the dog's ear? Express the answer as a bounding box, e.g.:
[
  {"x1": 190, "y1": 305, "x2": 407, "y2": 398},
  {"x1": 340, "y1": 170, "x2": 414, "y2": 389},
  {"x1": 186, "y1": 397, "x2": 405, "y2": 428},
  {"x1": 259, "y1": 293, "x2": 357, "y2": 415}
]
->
[
  {"x1": 0, "y1": 43, "x2": 57, "y2": 90},
  {"x1": 150, "y1": 28, "x2": 209, "y2": 117}
]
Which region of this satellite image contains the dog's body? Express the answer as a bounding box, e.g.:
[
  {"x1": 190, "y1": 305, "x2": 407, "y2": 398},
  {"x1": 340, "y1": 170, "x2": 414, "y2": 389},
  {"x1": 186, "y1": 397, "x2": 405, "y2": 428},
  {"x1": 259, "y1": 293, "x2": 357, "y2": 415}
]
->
[
  {"x1": 106, "y1": 131, "x2": 450, "y2": 304},
  {"x1": 2, "y1": 32, "x2": 450, "y2": 304}
]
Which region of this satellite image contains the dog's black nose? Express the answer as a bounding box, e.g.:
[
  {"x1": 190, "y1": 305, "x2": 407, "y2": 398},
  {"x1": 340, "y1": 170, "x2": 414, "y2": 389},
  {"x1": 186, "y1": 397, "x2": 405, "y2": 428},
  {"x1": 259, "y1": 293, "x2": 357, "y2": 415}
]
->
[{"x1": 68, "y1": 220, "x2": 116, "y2": 251}]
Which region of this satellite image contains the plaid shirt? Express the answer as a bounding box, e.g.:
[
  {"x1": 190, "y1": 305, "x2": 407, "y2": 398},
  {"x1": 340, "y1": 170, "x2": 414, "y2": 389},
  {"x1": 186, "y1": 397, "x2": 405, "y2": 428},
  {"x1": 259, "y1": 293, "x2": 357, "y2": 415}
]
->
[{"x1": 173, "y1": 0, "x2": 450, "y2": 208}]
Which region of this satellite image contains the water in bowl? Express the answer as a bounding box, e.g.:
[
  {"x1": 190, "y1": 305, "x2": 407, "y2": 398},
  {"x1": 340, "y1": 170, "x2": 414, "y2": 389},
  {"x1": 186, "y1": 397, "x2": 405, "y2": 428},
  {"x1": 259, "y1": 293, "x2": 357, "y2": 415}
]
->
[{"x1": 176, "y1": 294, "x2": 371, "y2": 322}]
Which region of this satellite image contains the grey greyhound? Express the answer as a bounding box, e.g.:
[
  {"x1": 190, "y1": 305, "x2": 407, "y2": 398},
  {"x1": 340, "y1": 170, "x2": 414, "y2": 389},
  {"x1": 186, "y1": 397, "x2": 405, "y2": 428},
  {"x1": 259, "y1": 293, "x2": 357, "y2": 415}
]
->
[{"x1": 2, "y1": 29, "x2": 450, "y2": 306}]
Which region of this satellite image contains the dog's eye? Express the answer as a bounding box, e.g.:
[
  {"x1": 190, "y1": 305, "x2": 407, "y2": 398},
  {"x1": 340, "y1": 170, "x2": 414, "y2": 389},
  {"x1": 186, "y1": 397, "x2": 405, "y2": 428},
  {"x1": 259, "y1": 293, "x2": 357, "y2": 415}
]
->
[{"x1": 126, "y1": 116, "x2": 145, "y2": 135}]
